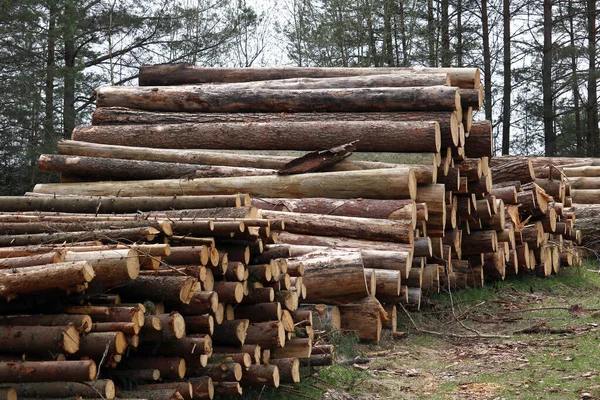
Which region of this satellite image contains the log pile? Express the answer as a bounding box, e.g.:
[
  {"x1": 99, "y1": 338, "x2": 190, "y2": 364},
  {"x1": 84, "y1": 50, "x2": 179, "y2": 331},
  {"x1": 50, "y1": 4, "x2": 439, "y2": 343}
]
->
[{"x1": 0, "y1": 64, "x2": 588, "y2": 398}]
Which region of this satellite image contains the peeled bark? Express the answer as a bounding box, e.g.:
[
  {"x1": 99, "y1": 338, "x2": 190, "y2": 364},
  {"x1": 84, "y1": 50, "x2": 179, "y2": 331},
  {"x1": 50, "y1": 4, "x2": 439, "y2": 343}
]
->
[
  {"x1": 33, "y1": 168, "x2": 417, "y2": 200},
  {"x1": 96, "y1": 85, "x2": 461, "y2": 113}
]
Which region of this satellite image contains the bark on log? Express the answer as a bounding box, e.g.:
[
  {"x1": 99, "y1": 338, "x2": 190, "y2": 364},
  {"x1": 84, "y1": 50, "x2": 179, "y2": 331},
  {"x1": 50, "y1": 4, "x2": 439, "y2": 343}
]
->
[
  {"x1": 338, "y1": 296, "x2": 385, "y2": 343},
  {"x1": 117, "y1": 389, "x2": 185, "y2": 400},
  {"x1": 63, "y1": 249, "x2": 139, "y2": 282},
  {"x1": 253, "y1": 198, "x2": 417, "y2": 221},
  {"x1": 119, "y1": 357, "x2": 186, "y2": 380},
  {"x1": 58, "y1": 139, "x2": 408, "y2": 173},
  {"x1": 0, "y1": 227, "x2": 158, "y2": 247},
  {"x1": 0, "y1": 261, "x2": 94, "y2": 300},
  {"x1": 135, "y1": 383, "x2": 192, "y2": 400},
  {"x1": 0, "y1": 252, "x2": 64, "y2": 269},
  {"x1": 213, "y1": 381, "x2": 242, "y2": 397},
  {"x1": 276, "y1": 231, "x2": 416, "y2": 254},
  {"x1": 154, "y1": 335, "x2": 213, "y2": 358},
  {"x1": 75, "y1": 331, "x2": 127, "y2": 359},
  {"x1": 271, "y1": 338, "x2": 312, "y2": 359},
  {"x1": 33, "y1": 168, "x2": 417, "y2": 200},
  {"x1": 137, "y1": 64, "x2": 480, "y2": 88},
  {"x1": 233, "y1": 303, "x2": 282, "y2": 322},
  {"x1": 189, "y1": 363, "x2": 242, "y2": 383},
  {"x1": 73, "y1": 121, "x2": 441, "y2": 153},
  {"x1": 268, "y1": 358, "x2": 300, "y2": 383},
  {"x1": 0, "y1": 360, "x2": 96, "y2": 383},
  {"x1": 112, "y1": 276, "x2": 197, "y2": 305},
  {"x1": 0, "y1": 314, "x2": 92, "y2": 332},
  {"x1": 0, "y1": 325, "x2": 80, "y2": 355},
  {"x1": 245, "y1": 321, "x2": 286, "y2": 349},
  {"x1": 296, "y1": 251, "x2": 368, "y2": 305},
  {"x1": 261, "y1": 210, "x2": 413, "y2": 243},
  {"x1": 95, "y1": 85, "x2": 461, "y2": 113},
  {"x1": 491, "y1": 159, "x2": 535, "y2": 184},
  {"x1": 0, "y1": 194, "x2": 246, "y2": 213},
  {"x1": 212, "y1": 320, "x2": 249, "y2": 347},
  {"x1": 189, "y1": 376, "x2": 214, "y2": 400},
  {"x1": 240, "y1": 364, "x2": 280, "y2": 388},
  {"x1": 39, "y1": 154, "x2": 275, "y2": 180}
]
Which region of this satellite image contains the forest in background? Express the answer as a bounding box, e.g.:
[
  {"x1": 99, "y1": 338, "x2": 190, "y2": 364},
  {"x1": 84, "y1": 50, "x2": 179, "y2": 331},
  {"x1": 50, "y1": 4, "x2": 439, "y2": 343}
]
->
[{"x1": 0, "y1": 0, "x2": 598, "y2": 195}]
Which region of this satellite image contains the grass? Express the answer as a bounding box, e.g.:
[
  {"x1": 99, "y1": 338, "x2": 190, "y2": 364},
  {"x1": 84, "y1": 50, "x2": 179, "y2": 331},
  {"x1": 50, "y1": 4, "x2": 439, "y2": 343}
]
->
[{"x1": 241, "y1": 265, "x2": 600, "y2": 400}]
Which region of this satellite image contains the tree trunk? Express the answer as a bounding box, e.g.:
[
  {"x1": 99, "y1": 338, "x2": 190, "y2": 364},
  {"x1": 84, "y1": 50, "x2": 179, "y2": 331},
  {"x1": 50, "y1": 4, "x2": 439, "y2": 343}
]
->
[
  {"x1": 441, "y1": 0, "x2": 450, "y2": 67},
  {"x1": 491, "y1": 159, "x2": 535, "y2": 184},
  {"x1": 213, "y1": 381, "x2": 242, "y2": 396},
  {"x1": 39, "y1": 154, "x2": 276, "y2": 180},
  {"x1": 0, "y1": 360, "x2": 96, "y2": 383},
  {"x1": 297, "y1": 250, "x2": 368, "y2": 305},
  {"x1": 137, "y1": 64, "x2": 481, "y2": 88},
  {"x1": 75, "y1": 331, "x2": 127, "y2": 359},
  {"x1": 427, "y1": 0, "x2": 437, "y2": 67},
  {"x1": 543, "y1": 0, "x2": 555, "y2": 156},
  {"x1": 245, "y1": 321, "x2": 286, "y2": 349},
  {"x1": 240, "y1": 364, "x2": 280, "y2": 388},
  {"x1": 481, "y1": 0, "x2": 493, "y2": 121},
  {"x1": 95, "y1": 86, "x2": 461, "y2": 113},
  {"x1": 73, "y1": 121, "x2": 441, "y2": 153},
  {"x1": 502, "y1": 0, "x2": 511, "y2": 155},
  {"x1": 587, "y1": 0, "x2": 599, "y2": 156},
  {"x1": 33, "y1": 168, "x2": 417, "y2": 200},
  {"x1": 0, "y1": 261, "x2": 94, "y2": 300},
  {"x1": 464, "y1": 121, "x2": 492, "y2": 157},
  {"x1": 269, "y1": 358, "x2": 300, "y2": 383}
]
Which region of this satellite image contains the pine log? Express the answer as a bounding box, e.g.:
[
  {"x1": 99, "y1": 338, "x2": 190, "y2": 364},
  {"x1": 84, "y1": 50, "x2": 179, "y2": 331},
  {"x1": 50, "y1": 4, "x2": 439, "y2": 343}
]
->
[
  {"x1": 33, "y1": 168, "x2": 417, "y2": 200},
  {"x1": 212, "y1": 345, "x2": 262, "y2": 365},
  {"x1": 153, "y1": 335, "x2": 213, "y2": 359},
  {"x1": 63, "y1": 249, "x2": 139, "y2": 282},
  {"x1": 117, "y1": 389, "x2": 185, "y2": 400},
  {"x1": 365, "y1": 269, "x2": 401, "y2": 298},
  {"x1": 0, "y1": 314, "x2": 92, "y2": 332},
  {"x1": 271, "y1": 338, "x2": 312, "y2": 359},
  {"x1": 276, "y1": 232, "x2": 417, "y2": 254},
  {"x1": 0, "y1": 261, "x2": 94, "y2": 300},
  {"x1": 240, "y1": 364, "x2": 280, "y2": 388},
  {"x1": 137, "y1": 65, "x2": 480, "y2": 88},
  {"x1": 0, "y1": 360, "x2": 96, "y2": 383},
  {"x1": 491, "y1": 159, "x2": 535, "y2": 184},
  {"x1": 261, "y1": 210, "x2": 413, "y2": 243},
  {"x1": 0, "y1": 388, "x2": 15, "y2": 400},
  {"x1": 96, "y1": 85, "x2": 461, "y2": 113},
  {"x1": 188, "y1": 376, "x2": 214, "y2": 400},
  {"x1": 210, "y1": 352, "x2": 252, "y2": 368},
  {"x1": 233, "y1": 303, "x2": 282, "y2": 322},
  {"x1": 64, "y1": 304, "x2": 144, "y2": 325},
  {"x1": 135, "y1": 383, "x2": 192, "y2": 400},
  {"x1": 0, "y1": 252, "x2": 64, "y2": 269},
  {"x1": 338, "y1": 296, "x2": 384, "y2": 343},
  {"x1": 213, "y1": 381, "x2": 242, "y2": 397},
  {"x1": 461, "y1": 230, "x2": 497, "y2": 254},
  {"x1": 212, "y1": 320, "x2": 249, "y2": 347},
  {"x1": 0, "y1": 227, "x2": 159, "y2": 246},
  {"x1": 113, "y1": 275, "x2": 197, "y2": 305},
  {"x1": 245, "y1": 321, "x2": 286, "y2": 349},
  {"x1": 120, "y1": 357, "x2": 186, "y2": 380},
  {"x1": 294, "y1": 251, "x2": 368, "y2": 305},
  {"x1": 190, "y1": 363, "x2": 242, "y2": 382},
  {"x1": 252, "y1": 198, "x2": 417, "y2": 221},
  {"x1": 0, "y1": 325, "x2": 80, "y2": 355},
  {"x1": 268, "y1": 358, "x2": 300, "y2": 383}
]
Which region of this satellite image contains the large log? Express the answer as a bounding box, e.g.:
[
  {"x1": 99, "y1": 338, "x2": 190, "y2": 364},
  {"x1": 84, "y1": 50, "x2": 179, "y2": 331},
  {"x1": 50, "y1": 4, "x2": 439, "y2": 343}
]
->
[
  {"x1": 0, "y1": 219, "x2": 170, "y2": 236},
  {"x1": 0, "y1": 252, "x2": 64, "y2": 269},
  {"x1": 0, "y1": 325, "x2": 80, "y2": 355},
  {"x1": 137, "y1": 64, "x2": 481, "y2": 88},
  {"x1": 0, "y1": 314, "x2": 92, "y2": 332},
  {"x1": 0, "y1": 261, "x2": 95, "y2": 300},
  {"x1": 252, "y1": 198, "x2": 417, "y2": 221},
  {"x1": 63, "y1": 249, "x2": 139, "y2": 282},
  {"x1": 39, "y1": 154, "x2": 275, "y2": 180},
  {"x1": 0, "y1": 360, "x2": 96, "y2": 383},
  {"x1": 92, "y1": 108, "x2": 460, "y2": 148},
  {"x1": 567, "y1": 177, "x2": 600, "y2": 189},
  {"x1": 338, "y1": 296, "x2": 385, "y2": 343},
  {"x1": 0, "y1": 194, "x2": 247, "y2": 213},
  {"x1": 73, "y1": 121, "x2": 441, "y2": 153},
  {"x1": 58, "y1": 140, "x2": 410, "y2": 172},
  {"x1": 490, "y1": 159, "x2": 535, "y2": 184},
  {"x1": 261, "y1": 210, "x2": 413, "y2": 243},
  {"x1": 96, "y1": 85, "x2": 461, "y2": 113},
  {"x1": 33, "y1": 168, "x2": 417, "y2": 200},
  {"x1": 112, "y1": 275, "x2": 197, "y2": 305},
  {"x1": 298, "y1": 250, "x2": 367, "y2": 305},
  {"x1": 276, "y1": 231, "x2": 419, "y2": 254},
  {"x1": 0, "y1": 227, "x2": 158, "y2": 246}
]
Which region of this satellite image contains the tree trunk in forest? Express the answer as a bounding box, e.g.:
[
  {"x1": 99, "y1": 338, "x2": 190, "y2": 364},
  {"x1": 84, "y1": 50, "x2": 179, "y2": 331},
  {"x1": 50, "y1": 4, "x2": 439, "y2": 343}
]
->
[
  {"x1": 587, "y1": 0, "x2": 599, "y2": 156},
  {"x1": 481, "y1": 0, "x2": 493, "y2": 121},
  {"x1": 441, "y1": 0, "x2": 451, "y2": 67},
  {"x1": 568, "y1": 0, "x2": 583, "y2": 155},
  {"x1": 427, "y1": 0, "x2": 437, "y2": 67},
  {"x1": 43, "y1": 1, "x2": 56, "y2": 145},
  {"x1": 502, "y1": 0, "x2": 511, "y2": 155},
  {"x1": 543, "y1": 0, "x2": 555, "y2": 156}
]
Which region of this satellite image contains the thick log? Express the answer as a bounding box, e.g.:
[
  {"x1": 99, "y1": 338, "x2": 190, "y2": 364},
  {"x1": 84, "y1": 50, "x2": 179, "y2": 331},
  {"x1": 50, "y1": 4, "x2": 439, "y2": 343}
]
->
[
  {"x1": 261, "y1": 210, "x2": 413, "y2": 243},
  {"x1": 189, "y1": 376, "x2": 214, "y2": 400},
  {"x1": 73, "y1": 121, "x2": 441, "y2": 153},
  {"x1": 0, "y1": 325, "x2": 80, "y2": 355},
  {"x1": 245, "y1": 321, "x2": 286, "y2": 349},
  {"x1": 137, "y1": 64, "x2": 480, "y2": 88},
  {"x1": 240, "y1": 364, "x2": 280, "y2": 388},
  {"x1": 96, "y1": 85, "x2": 461, "y2": 113},
  {"x1": 0, "y1": 360, "x2": 96, "y2": 383},
  {"x1": 63, "y1": 249, "x2": 139, "y2": 282},
  {"x1": 75, "y1": 332, "x2": 127, "y2": 359},
  {"x1": 135, "y1": 383, "x2": 192, "y2": 400},
  {"x1": 64, "y1": 304, "x2": 144, "y2": 325},
  {"x1": 0, "y1": 314, "x2": 92, "y2": 332},
  {"x1": 154, "y1": 335, "x2": 213, "y2": 358},
  {"x1": 33, "y1": 168, "x2": 417, "y2": 200},
  {"x1": 113, "y1": 275, "x2": 197, "y2": 305},
  {"x1": 212, "y1": 320, "x2": 249, "y2": 347},
  {"x1": 461, "y1": 230, "x2": 498, "y2": 255},
  {"x1": 233, "y1": 303, "x2": 282, "y2": 322},
  {"x1": 296, "y1": 251, "x2": 368, "y2": 305},
  {"x1": 491, "y1": 159, "x2": 535, "y2": 184},
  {"x1": 338, "y1": 296, "x2": 385, "y2": 343},
  {"x1": 213, "y1": 381, "x2": 242, "y2": 397},
  {"x1": 365, "y1": 269, "x2": 401, "y2": 298},
  {"x1": 252, "y1": 198, "x2": 417, "y2": 221},
  {"x1": 0, "y1": 261, "x2": 94, "y2": 300},
  {"x1": 40, "y1": 154, "x2": 275, "y2": 180},
  {"x1": 566, "y1": 177, "x2": 600, "y2": 190},
  {"x1": 269, "y1": 358, "x2": 300, "y2": 383},
  {"x1": 190, "y1": 363, "x2": 242, "y2": 382},
  {"x1": 212, "y1": 345, "x2": 261, "y2": 365}
]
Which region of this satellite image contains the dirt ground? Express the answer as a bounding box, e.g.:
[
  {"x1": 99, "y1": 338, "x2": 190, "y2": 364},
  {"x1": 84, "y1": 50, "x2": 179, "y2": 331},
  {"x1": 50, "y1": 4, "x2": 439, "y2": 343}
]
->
[{"x1": 269, "y1": 267, "x2": 600, "y2": 400}]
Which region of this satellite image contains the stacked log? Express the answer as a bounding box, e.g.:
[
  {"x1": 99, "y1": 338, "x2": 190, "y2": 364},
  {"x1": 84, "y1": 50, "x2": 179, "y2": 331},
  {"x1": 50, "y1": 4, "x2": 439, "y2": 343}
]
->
[{"x1": 0, "y1": 65, "x2": 589, "y2": 398}]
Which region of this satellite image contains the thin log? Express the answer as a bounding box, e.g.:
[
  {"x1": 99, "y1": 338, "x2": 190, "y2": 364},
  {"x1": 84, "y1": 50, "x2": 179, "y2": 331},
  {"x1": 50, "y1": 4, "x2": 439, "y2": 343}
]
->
[{"x1": 0, "y1": 360, "x2": 96, "y2": 383}]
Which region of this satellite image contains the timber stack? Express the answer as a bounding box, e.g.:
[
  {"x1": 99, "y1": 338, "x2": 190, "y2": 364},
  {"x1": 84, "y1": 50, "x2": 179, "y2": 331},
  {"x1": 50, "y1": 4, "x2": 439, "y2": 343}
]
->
[{"x1": 0, "y1": 64, "x2": 585, "y2": 399}]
